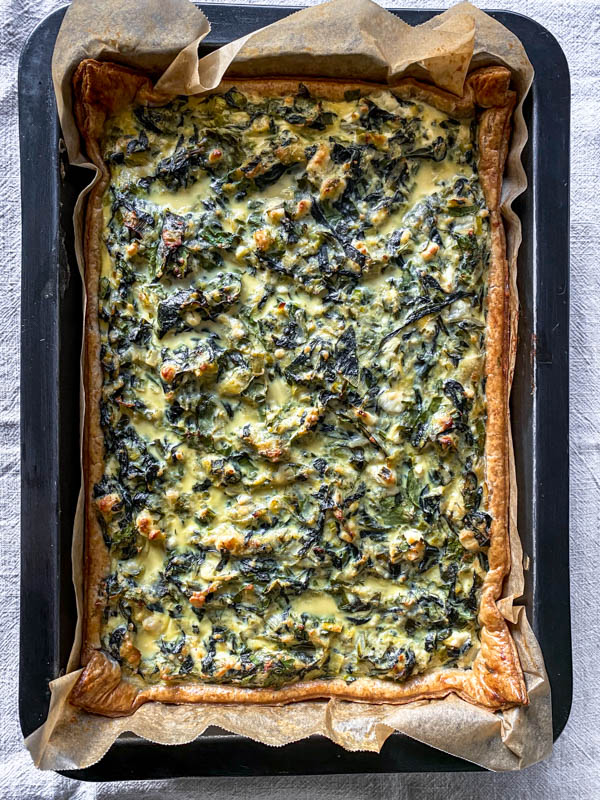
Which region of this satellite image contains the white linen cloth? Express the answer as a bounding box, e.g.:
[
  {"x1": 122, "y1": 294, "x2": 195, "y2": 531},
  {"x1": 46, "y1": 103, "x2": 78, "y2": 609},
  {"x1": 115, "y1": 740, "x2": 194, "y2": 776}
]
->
[{"x1": 0, "y1": 0, "x2": 598, "y2": 796}]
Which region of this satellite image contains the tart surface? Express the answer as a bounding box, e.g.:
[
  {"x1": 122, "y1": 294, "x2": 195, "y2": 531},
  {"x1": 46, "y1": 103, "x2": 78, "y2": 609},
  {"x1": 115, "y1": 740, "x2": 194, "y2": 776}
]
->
[{"x1": 70, "y1": 61, "x2": 526, "y2": 715}]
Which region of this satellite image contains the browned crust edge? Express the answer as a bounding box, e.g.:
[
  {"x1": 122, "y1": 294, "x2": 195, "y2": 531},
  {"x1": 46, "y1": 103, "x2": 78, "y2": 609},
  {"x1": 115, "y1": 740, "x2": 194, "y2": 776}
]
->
[{"x1": 69, "y1": 60, "x2": 527, "y2": 717}]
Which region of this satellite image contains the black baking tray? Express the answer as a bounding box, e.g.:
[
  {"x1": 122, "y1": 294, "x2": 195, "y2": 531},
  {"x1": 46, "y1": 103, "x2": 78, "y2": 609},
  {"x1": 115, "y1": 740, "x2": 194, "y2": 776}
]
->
[{"x1": 19, "y1": 4, "x2": 571, "y2": 779}]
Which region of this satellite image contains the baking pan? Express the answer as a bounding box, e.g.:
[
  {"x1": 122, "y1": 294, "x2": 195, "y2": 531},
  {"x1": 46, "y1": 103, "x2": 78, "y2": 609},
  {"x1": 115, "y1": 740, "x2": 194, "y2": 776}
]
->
[{"x1": 19, "y1": 4, "x2": 571, "y2": 778}]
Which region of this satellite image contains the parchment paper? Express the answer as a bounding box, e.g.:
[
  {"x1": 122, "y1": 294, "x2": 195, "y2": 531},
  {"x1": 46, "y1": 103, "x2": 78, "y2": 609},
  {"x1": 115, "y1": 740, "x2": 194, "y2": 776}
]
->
[{"x1": 25, "y1": 0, "x2": 551, "y2": 772}]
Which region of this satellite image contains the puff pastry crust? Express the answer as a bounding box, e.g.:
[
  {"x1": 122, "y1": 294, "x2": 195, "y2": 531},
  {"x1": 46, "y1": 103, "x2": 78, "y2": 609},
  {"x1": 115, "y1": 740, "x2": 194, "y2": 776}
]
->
[{"x1": 70, "y1": 59, "x2": 526, "y2": 717}]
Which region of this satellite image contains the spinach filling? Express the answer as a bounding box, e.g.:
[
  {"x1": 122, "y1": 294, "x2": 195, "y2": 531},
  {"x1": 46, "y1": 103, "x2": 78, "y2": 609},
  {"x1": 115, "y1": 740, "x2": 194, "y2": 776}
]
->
[{"x1": 95, "y1": 84, "x2": 491, "y2": 688}]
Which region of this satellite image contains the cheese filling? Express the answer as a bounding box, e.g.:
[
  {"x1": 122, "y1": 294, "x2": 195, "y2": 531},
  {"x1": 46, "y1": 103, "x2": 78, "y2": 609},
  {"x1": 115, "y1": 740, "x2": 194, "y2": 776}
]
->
[{"x1": 94, "y1": 85, "x2": 491, "y2": 688}]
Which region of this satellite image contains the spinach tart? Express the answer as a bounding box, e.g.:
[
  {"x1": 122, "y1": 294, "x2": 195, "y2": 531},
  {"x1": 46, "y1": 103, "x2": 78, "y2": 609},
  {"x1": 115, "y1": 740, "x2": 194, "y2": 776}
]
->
[{"x1": 69, "y1": 58, "x2": 527, "y2": 717}]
